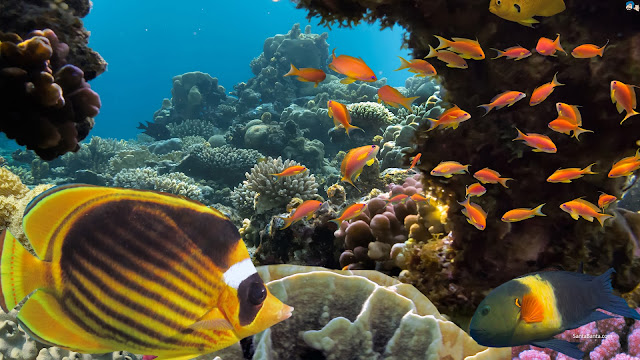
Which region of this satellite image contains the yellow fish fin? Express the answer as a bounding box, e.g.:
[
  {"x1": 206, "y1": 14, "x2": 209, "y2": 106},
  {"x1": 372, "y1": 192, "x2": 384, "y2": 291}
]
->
[
  {"x1": 190, "y1": 308, "x2": 234, "y2": 331},
  {"x1": 327, "y1": 107, "x2": 333, "y2": 118},
  {"x1": 154, "y1": 355, "x2": 204, "y2": 360},
  {"x1": 570, "y1": 212, "x2": 579, "y2": 220},
  {"x1": 366, "y1": 158, "x2": 376, "y2": 166},
  {"x1": 517, "y1": 18, "x2": 539, "y2": 27},
  {"x1": 340, "y1": 77, "x2": 357, "y2": 84},
  {"x1": 0, "y1": 229, "x2": 50, "y2": 311},
  {"x1": 616, "y1": 102, "x2": 625, "y2": 113},
  {"x1": 18, "y1": 290, "x2": 114, "y2": 352}
]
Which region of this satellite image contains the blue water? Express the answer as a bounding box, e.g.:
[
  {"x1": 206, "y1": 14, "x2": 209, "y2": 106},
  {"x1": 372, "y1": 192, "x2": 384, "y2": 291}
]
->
[{"x1": 85, "y1": 0, "x2": 410, "y2": 139}]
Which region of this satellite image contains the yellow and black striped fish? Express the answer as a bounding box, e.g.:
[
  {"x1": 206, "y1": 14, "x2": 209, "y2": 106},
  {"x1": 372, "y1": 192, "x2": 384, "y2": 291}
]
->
[{"x1": 0, "y1": 184, "x2": 293, "y2": 360}]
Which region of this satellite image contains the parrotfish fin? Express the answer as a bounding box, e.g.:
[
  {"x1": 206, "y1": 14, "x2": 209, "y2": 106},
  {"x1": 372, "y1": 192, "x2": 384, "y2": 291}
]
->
[
  {"x1": 531, "y1": 339, "x2": 583, "y2": 359},
  {"x1": 520, "y1": 294, "x2": 544, "y2": 323},
  {"x1": 340, "y1": 77, "x2": 357, "y2": 84},
  {"x1": 595, "y1": 268, "x2": 640, "y2": 320},
  {"x1": 566, "y1": 310, "x2": 615, "y2": 330},
  {"x1": 190, "y1": 308, "x2": 234, "y2": 331},
  {"x1": 18, "y1": 290, "x2": 114, "y2": 352}
]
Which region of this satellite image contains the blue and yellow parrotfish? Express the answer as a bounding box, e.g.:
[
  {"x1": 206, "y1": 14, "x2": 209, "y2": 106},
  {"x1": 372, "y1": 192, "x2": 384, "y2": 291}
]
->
[
  {"x1": 0, "y1": 185, "x2": 293, "y2": 360},
  {"x1": 470, "y1": 268, "x2": 640, "y2": 359}
]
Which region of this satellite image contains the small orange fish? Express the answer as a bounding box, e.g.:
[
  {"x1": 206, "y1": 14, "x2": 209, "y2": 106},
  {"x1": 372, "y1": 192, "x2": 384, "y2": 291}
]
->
[
  {"x1": 395, "y1": 56, "x2": 437, "y2": 77},
  {"x1": 491, "y1": 46, "x2": 532, "y2": 60},
  {"x1": 328, "y1": 49, "x2": 377, "y2": 84},
  {"x1": 410, "y1": 193, "x2": 431, "y2": 204},
  {"x1": 327, "y1": 100, "x2": 363, "y2": 137},
  {"x1": 611, "y1": 80, "x2": 639, "y2": 124},
  {"x1": 556, "y1": 103, "x2": 583, "y2": 125},
  {"x1": 387, "y1": 194, "x2": 409, "y2": 205},
  {"x1": 427, "y1": 105, "x2": 471, "y2": 130},
  {"x1": 279, "y1": 199, "x2": 323, "y2": 229},
  {"x1": 431, "y1": 161, "x2": 470, "y2": 178},
  {"x1": 341, "y1": 145, "x2": 380, "y2": 190},
  {"x1": 530, "y1": 73, "x2": 563, "y2": 106},
  {"x1": 571, "y1": 40, "x2": 608, "y2": 59},
  {"x1": 536, "y1": 34, "x2": 565, "y2": 56},
  {"x1": 407, "y1": 153, "x2": 422, "y2": 172},
  {"x1": 548, "y1": 117, "x2": 592, "y2": 140},
  {"x1": 425, "y1": 46, "x2": 469, "y2": 69},
  {"x1": 501, "y1": 204, "x2": 546, "y2": 222},
  {"x1": 473, "y1": 168, "x2": 513, "y2": 188},
  {"x1": 329, "y1": 203, "x2": 367, "y2": 227},
  {"x1": 434, "y1": 35, "x2": 485, "y2": 60},
  {"x1": 608, "y1": 152, "x2": 640, "y2": 178},
  {"x1": 270, "y1": 165, "x2": 307, "y2": 179},
  {"x1": 458, "y1": 198, "x2": 487, "y2": 230},
  {"x1": 614, "y1": 149, "x2": 640, "y2": 165},
  {"x1": 598, "y1": 192, "x2": 617, "y2": 210},
  {"x1": 513, "y1": 128, "x2": 557, "y2": 153},
  {"x1": 546, "y1": 163, "x2": 596, "y2": 183},
  {"x1": 560, "y1": 198, "x2": 613, "y2": 226},
  {"x1": 478, "y1": 91, "x2": 527, "y2": 116},
  {"x1": 377, "y1": 85, "x2": 420, "y2": 112},
  {"x1": 466, "y1": 183, "x2": 487, "y2": 198},
  {"x1": 283, "y1": 64, "x2": 326, "y2": 87}
]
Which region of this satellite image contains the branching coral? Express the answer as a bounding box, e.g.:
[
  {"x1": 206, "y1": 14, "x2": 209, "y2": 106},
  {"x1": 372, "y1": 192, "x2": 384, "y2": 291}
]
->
[
  {"x1": 112, "y1": 167, "x2": 204, "y2": 203},
  {"x1": 166, "y1": 119, "x2": 220, "y2": 139}
]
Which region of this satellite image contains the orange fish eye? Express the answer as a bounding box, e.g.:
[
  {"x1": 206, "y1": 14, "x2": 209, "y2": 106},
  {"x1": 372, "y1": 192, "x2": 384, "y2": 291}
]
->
[{"x1": 515, "y1": 298, "x2": 521, "y2": 308}]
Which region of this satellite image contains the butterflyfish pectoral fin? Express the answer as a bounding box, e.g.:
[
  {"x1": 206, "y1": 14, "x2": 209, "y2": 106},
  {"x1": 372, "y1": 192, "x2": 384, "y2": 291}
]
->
[
  {"x1": 189, "y1": 308, "x2": 234, "y2": 331},
  {"x1": 18, "y1": 290, "x2": 114, "y2": 353}
]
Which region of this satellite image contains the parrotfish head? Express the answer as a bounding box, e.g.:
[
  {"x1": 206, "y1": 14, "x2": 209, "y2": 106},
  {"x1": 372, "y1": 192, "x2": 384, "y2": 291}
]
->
[{"x1": 469, "y1": 280, "x2": 528, "y2": 347}]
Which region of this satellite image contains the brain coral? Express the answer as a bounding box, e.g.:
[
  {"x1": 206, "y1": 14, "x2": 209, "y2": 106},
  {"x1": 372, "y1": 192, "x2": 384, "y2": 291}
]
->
[{"x1": 348, "y1": 101, "x2": 398, "y2": 129}]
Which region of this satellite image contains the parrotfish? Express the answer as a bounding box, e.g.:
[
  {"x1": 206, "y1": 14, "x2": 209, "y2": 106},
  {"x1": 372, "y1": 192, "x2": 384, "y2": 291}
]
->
[
  {"x1": 458, "y1": 198, "x2": 487, "y2": 230},
  {"x1": 598, "y1": 192, "x2": 617, "y2": 210},
  {"x1": 466, "y1": 183, "x2": 487, "y2": 198},
  {"x1": 433, "y1": 35, "x2": 485, "y2": 60},
  {"x1": 395, "y1": 57, "x2": 436, "y2": 77},
  {"x1": 478, "y1": 91, "x2": 527, "y2": 116},
  {"x1": 501, "y1": 204, "x2": 546, "y2": 222},
  {"x1": 427, "y1": 105, "x2": 471, "y2": 130},
  {"x1": 377, "y1": 85, "x2": 420, "y2": 112},
  {"x1": 547, "y1": 117, "x2": 592, "y2": 140},
  {"x1": 0, "y1": 185, "x2": 293, "y2": 360},
  {"x1": 341, "y1": 145, "x2": 380, "y2": 190},
  {"x1": 425, "y1": 46, "x2": 469, "y2": 69},
  {"x1": 560, "y1": 198, "x2": 614, "y2": 226},
  {"x1": 327, "y1": 100, "x2": 363, "y2": 137},
  {"x1": 546, "y1": 163, "x2": 597, "y2": 183},
  {"x1": 610, "y1": 80, "x2": 639, "y2": 124},
  {"x1": 470, "y1": 268, "x2": 640, "y2": 358},
  {"x1": 329, "y1": 203, "x2": 367, "y2": 227},
  {"x1": 490, "y1": 46, "x2": 532, "y2": 60},
  {"x1": 269, "y1": 165, "x2": 307, "y2": 179},
  {"x1": 489, "y1": 0, "x2": 566, "y2": 27},
  {"x1": 283, "y1": 64, "x2": 326, "y2": 87},
  {"x1": 431, "y1": 161, "x2": 470, "y2": 178},
  {"x1": 572, "y1": 40, "x2": 608, "y2": 59},
  {"x1": 473, "y1": 168, "x2": 513, "y2": 188},
  {"x1": 530, "y1": 73, "x2": 563, "y2": 106},
  {"x1": 536, "y1": 34, "x2": 566, "y2": 56},
  {"x1": 328, "y1": 49, "x2": 377, "y2": 84},
  {"x1": 278, "y1": 199, "x2": 323, "y2": 229},
  {"x1": 513, "y1": 128, "x2": 557, "y2": 153}
]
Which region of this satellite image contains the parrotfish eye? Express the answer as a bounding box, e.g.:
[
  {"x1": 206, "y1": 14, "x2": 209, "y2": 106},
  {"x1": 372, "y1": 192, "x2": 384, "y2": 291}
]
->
[
  {"x1": 480, "y1": 305, "x2": 491, "y2": 316},
  {"x1": 248, "y1": 281, "x2": 267, "y2": 305}
]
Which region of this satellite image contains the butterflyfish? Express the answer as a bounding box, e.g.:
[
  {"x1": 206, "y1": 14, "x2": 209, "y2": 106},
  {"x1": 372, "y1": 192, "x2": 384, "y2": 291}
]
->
[{"x1": 0, "y1": 185, "x2": 293, "y2": 360}]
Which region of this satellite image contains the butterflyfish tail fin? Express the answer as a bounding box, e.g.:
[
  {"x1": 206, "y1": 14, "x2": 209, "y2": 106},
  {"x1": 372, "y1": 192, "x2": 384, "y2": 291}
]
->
[{"x1": 595, "y1": 268, "x2": 640, "y2": 320}]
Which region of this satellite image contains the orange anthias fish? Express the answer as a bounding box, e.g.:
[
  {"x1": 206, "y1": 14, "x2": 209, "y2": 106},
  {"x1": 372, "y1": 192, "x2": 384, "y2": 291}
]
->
[
  {"x1": 536, "y1": 34, "x2": 566, "y2": 56},
  {"x1": 0, "y1": 185, "x2": 293, "y2": 359},
  {"x1": 478, "y1": 91, "x2": 527, "y2": 116},
  {"x1": 546, "y1": 163, "x2": 596, "y2": 183},
  {"x1": 410, "y1": 193, "x2": 431, "y2": 204},
  {"x1": 434, "y1": 35, "x2": 485, "y2": 60},
  {"x1": 466, "y1": 182, "x2": 487, "y2": 198},
  {"x1": 572, "y1": 40, "x2": 608, "y2": 58},
  {"x1": 501, "y1": 204, "x2": 546, "y2": 222},
  {"x1": 283, "y1": 64, "x2": 326, "y2": 87},
  {"x1": 458, "y1": 198, "x2": 487, "y2": 230},
  {"x1": 560, "y1": 198, "x2": 614, "y2": 226},
  {"x1": 377, "y1": 85, "x2": 420, "y2": 112},
  {"x1": 425, "y1": 46, "x2": 469, "y2": 69},
  {"x1": 611, "y1": 80, "x2": 639, "y2": 124},
  {"x1": 473, "y1": 168, "x2": 513, "y2": 188},
  {"x1": 608, "y1": 151, "x2": 640, "y2": 178},
  {"x1": 556, "y1": 103, "x2": 583, "y2": 125},
  {"x1": 491, "y1": 46, "x2": 532, "y2": 60},
  {"x1": 329, "y1": 203, "x2": 367, "y2": 227},
  {"x1": 341, "y1": 145, "x2": 380, "y2": 190},
  {"x1": 427, "y1": 105, "x2": 471, "y2": 130},
  {"x1": 328, "y1": 49, "x2": 377, "y2": 84},
  {"x1": 269, "y1": 165, "x2": 307, "y2": 179},
  {"x1": 395, "y1": 56, "x2": 437, "y2": 77},
  {"x1": 431, "y1": 161, "x2": 470, "y2": 178},
  {"x1": 598, "y1": 192, "x2": 617, "y2": 210},
  {"x1": 548, "y1": 117, "x2": 592, "y2": 140},
  {"x1": 407, "y1": 153, "x2": 422, "y2": 172},
  {"x1": 530, "y1": 73, "x2": 563, "y2": 106},
  {"x1": 387, "y1": 194, "x2": 409, "y2": 205},
  {"x1": 514, "y1": 128, "x2": 557, "y2": 153},
  {"x1": 279, "y1": 199, "x2": 323, "y2": 229},
  {"x1": 327, "y1": 100, "x2": 363, "y2": 136}
]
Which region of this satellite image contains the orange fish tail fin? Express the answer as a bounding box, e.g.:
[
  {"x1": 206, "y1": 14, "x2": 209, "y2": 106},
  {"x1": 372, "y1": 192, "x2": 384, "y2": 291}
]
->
[
  {"x1": 328, "y1": 219, "x2": 342, "y2": 227},
  {"x1": 478, "y1": 104, "x2": 493, "y2": 117},
  {"x1": 345, "y1": 124, "x2": 364, "y2": 137},
  {"x1": 0, "y1": 230, "x2": 49, "y2": 312},
  {"x1": 433, "y1": 35, "x2": 450, "y2": 50},
  {"x1": 599, "y1": 39, "x2": 609, "y2": 57},
  {"x1": 573, "y1": 127, "x2": 593, "y2": 141},
  {"x1": 554, "y1": 34, "x2": 566, "y2": 54},
  {"x1": 284, "y1": 64, "x2": 299, "y2": 77},
  {"x1": 621, "y1": 109, "x2": 640, "y2": 124},
  {"x1": 498, "y1": 177, "x2": 513, "y2": 188},
  {"x1": 513, "y1": 128, "x2": 526, "y2": 141},
  {"x1": 552, "y1": 72, "x2": 564, "y2": 87},
  {"x1": 490, "y1": 48, "x2": 505, "y2": 60},
  {"x1": 427, "y1": 118, "x2": 439, "y2": 131},
  {"x1": 583, "y1": 163, "x2": 597, "y2": 175},
  {"x1": 342, "y1": 176, "x2": 361, "y2": 192},
  {"x1": 402, "y1": 97, "x2": 420, "y2": 112},
  {"x1": 278, "y1": 216, "x2": 294, "y2": 230},
  {"x1": 269, "y1": 174, "x2": 281, "y2": 181},
  {"x1": 331, "y1": 48, "x2": 337, "y2": 61},
  {"x1": 595, "y1": 213, "x2": 614, "y2": 227},
  {"x1": 396, "y1": 56, "x2": 412, "y2": 71},
  {"x1": 532, "y1": 204, "x2": 546, "y2": 217},
  {"x1": 425, "y1": 45, "x2": 438, "y2": 59}
]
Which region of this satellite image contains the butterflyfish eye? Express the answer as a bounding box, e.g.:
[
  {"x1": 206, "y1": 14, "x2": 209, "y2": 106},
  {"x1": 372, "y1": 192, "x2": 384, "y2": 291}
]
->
[
  {"x1": 481, "y1": 306, "x2": 491, "y2": 316},
  {"x1": 513, "y1": 3, "x2": 521, "y2": 12},
  {"x1": 515, "y1": 298, "x2": 521, "y2": 308},
  {"x1": 248, "y1": 282, "x2": 267, "y2": 305}
]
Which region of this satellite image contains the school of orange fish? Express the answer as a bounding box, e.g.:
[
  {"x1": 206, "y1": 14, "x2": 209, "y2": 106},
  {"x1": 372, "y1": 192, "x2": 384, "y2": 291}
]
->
[{"x1": 279, "y1": 33, "x2": 639, "y2": 232}]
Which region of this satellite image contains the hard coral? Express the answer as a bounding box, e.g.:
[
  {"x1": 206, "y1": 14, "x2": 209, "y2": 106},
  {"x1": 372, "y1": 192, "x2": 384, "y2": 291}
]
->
[{"x1": 0, "y1": 29, "x2": 101, "y2": 160}]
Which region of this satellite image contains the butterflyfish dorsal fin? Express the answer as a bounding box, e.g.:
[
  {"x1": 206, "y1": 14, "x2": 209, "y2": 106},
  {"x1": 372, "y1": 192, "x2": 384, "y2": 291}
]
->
[
  {"x1": 520, "y1": 293, "x2": 544, "y2": 323},
  {"x1": 189, "y1": 308, "x2": 234, "y2": 331}
]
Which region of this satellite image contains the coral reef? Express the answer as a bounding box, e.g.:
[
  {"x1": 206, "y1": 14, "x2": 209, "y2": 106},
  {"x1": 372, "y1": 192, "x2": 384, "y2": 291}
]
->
[{"x1": 112, "y1": 167, "x2": 205, "y2": 202}]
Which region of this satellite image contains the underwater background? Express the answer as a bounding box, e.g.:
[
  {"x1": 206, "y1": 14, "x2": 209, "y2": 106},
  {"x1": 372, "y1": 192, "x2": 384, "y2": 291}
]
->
[{"x1": 2, "y1": 0, "x2": 640, "y2": 359}]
